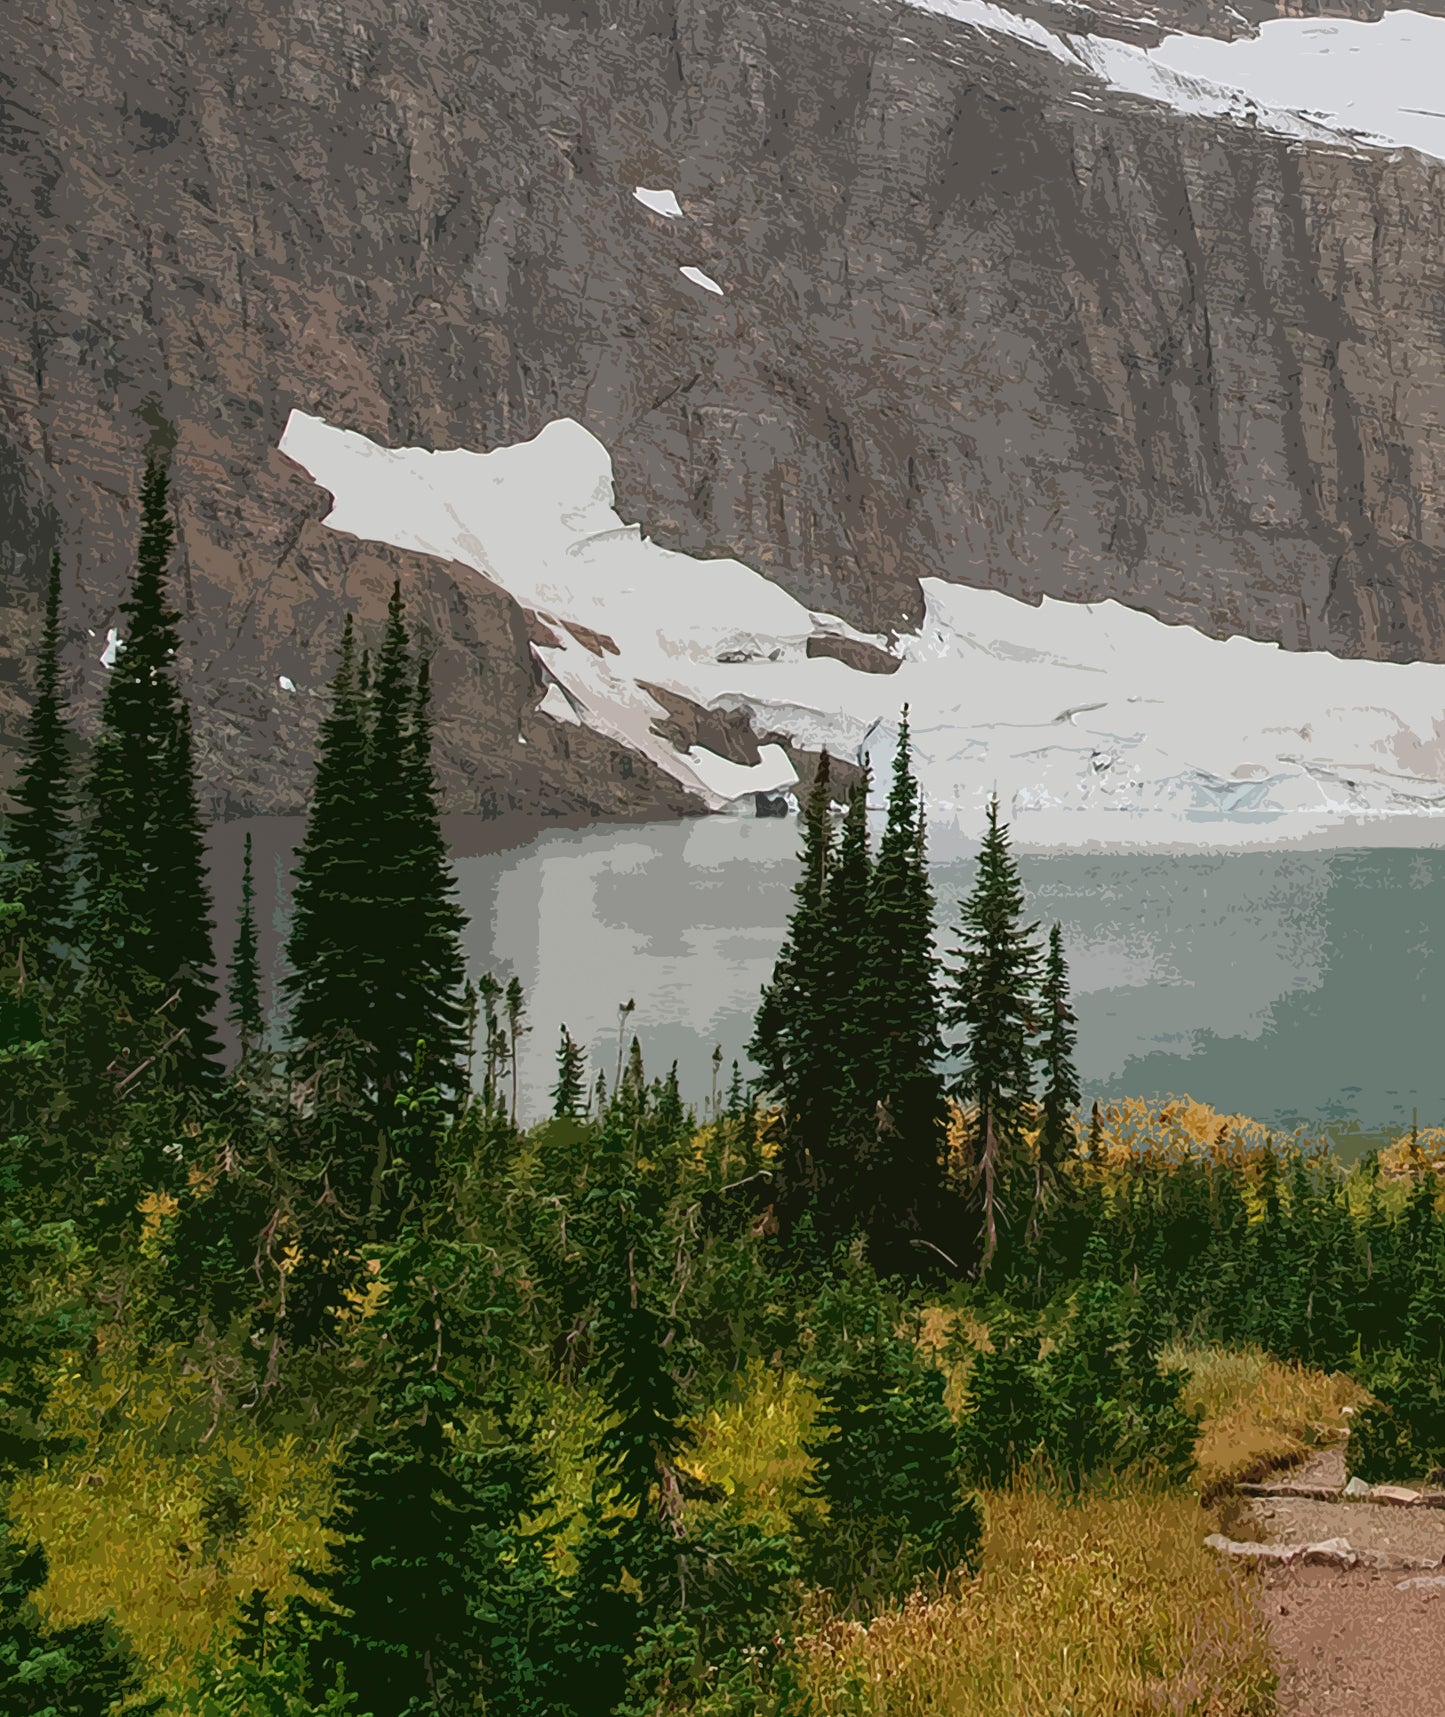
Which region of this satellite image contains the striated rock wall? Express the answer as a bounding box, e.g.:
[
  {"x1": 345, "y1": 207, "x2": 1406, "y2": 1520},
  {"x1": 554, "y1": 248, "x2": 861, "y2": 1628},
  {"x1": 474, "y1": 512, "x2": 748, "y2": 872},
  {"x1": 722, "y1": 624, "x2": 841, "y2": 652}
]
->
[{"x1": 3, "y1": 0, "x2": 1445, "y2": 817}]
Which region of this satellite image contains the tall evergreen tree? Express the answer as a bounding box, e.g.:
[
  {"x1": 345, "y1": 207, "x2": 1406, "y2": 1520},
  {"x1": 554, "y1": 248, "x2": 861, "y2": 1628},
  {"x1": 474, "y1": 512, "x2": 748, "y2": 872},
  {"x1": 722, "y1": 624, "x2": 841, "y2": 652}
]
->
[
  {"x1": 854, "y1": 710, "x2": 950, "y2": 1273},
  {"x1": 286, "y1": 593, "x2": 466, "y2": 1132},
  {"x1": 1031, "y1": 922, "x2": 1081, "y2": 1239},
  {"x1": 551, "y1": 1026, "x2": 586, "y2": 1119},
  {"x1": 812, "y1": 768, "x2": 875, "y2": 1244},
  {"x1": 945, "y1": 794, "x2": 1044, "y2": 1276},
  {"x1": 7, "y1": 551, "x2": 75, "y2": 962},
  {"x1": 366, "y1": 597, "x2": 467, "y2": 1104},
  {"x1": 284, "y1": 615, "x2": 372, "y2": 1053},
  {"x1": 78, "y1": 455, "x2": 221, "y2": 1080},
  {"x1": 227, "y1": 832, "x2": 264, "y2": 1056},
  {"x1": 748, "y1": 751, "x2": 837, "y2": 1235}
]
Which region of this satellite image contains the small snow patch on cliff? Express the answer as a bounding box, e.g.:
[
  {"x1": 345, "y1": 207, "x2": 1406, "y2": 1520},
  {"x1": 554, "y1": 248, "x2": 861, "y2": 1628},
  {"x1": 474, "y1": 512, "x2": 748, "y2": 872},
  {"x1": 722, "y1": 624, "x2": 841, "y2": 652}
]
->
[
  {"x1": 679, "y1": 266, "x2": 724, "y2": 296},
  {"x1": 634, "y1": 187, "x2": 684, "y2": 218}
]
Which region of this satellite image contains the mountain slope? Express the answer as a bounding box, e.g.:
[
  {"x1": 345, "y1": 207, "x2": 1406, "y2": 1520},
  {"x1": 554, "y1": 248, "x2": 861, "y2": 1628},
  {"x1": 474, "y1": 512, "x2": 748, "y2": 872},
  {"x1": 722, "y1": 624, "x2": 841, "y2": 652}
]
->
[{"x1": 3, "y1": 0, "x2": 1445, "y2": 818}]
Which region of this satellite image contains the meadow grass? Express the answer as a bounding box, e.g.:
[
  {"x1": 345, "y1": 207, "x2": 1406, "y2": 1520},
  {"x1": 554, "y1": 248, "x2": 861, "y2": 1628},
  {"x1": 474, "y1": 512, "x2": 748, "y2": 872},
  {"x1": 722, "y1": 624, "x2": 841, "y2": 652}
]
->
[
  {"x1": 9, "y1": 1323, "x2": 341, "y2": 1709},
  {"x1": 8, "y1": 1213, "x2": 1356, "y2": 1713},
  {"x1": 790, "y1": 1485, "x2": 1275, "y2": 1717}
]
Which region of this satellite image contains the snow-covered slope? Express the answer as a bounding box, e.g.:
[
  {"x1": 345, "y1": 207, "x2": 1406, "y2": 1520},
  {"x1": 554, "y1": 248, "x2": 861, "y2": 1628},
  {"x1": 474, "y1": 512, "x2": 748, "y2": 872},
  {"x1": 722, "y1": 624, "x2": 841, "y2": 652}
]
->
[
  {"x1": 279, "y1": 409, "x2": 1445, "y2": 848},
  {"x1": 914, "y1": 2, "x2": 1445, "y2": 165}
]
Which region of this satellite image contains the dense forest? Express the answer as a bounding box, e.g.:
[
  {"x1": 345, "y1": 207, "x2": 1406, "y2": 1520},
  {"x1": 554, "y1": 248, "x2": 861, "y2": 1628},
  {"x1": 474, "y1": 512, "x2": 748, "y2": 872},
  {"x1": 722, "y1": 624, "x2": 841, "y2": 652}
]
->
[{"x1": 4, "y1": 462, "x2": 1445, "y2": 1714}]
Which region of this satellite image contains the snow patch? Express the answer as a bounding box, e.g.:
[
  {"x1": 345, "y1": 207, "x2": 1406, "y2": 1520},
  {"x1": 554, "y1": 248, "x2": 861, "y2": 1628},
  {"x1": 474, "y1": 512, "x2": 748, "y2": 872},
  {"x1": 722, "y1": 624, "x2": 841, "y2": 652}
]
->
[
  {"x1": 99, "y1": 627, "x2": 121, "y2": 669},
  {"x1": 277, "y1": 408, "x2": 1445, "y2": 847},
  {"x1": 538, "y1": 682, "x2": 580, "y2": 726},
  {"x1": 634, "y1": 186, "x2": 685, "y2": 219},
  {"x1": 679, "y1": 265, "x2": 724, "y2": 296},
  {"x1": 902, "y1": 0, "x2": 1445, "y2": 164},
  {"x1": 278, "y1": 674, "x2": 297, "y2": 693}
]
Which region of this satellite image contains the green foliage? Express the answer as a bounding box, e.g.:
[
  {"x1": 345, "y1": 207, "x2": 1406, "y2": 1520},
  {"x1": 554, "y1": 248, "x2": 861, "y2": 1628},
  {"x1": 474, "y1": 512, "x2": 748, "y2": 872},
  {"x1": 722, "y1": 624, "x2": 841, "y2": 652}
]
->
[
  {"x1": 853, "y1": 709, "x2": 952, "y2": 1275},
  {"x1": 946, "y1": 795, "x2": 1044, "y2": 1278},
  {"x1": 6, "y1": 551, "x2": 77, "y2": 965},
  {"x1": 77, "y1": 455, "x2": 221, "y2": 1082},
  {"x1": 227, "y1": 833, "x2": 264, "y2": 1054},
  {"x1": 551, "y1": 1026, "x2": 587, "y2": 1119},
  {"x1": 794, "y1": 1256, "x2": 981, "y2": 1612},
  {"x1": 0, "y1": 1524, "x2": 160, "y2": 1717}
]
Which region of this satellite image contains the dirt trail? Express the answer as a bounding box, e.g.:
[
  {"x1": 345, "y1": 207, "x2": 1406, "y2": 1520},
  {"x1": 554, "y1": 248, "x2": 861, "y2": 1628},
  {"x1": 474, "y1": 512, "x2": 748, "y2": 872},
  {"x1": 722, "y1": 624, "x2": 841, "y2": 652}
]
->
[{"x1": 1237, "y1": 1445, "x2": 1445, "y2": 1715}]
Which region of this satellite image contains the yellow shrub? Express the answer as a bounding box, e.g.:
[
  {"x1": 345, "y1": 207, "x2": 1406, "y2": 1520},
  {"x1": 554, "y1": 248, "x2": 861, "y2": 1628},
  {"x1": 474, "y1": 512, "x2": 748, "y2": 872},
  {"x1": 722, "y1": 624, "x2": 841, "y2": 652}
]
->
[{"x1": 10, "y1": 1331, "x2": 340, "y2": 1710}]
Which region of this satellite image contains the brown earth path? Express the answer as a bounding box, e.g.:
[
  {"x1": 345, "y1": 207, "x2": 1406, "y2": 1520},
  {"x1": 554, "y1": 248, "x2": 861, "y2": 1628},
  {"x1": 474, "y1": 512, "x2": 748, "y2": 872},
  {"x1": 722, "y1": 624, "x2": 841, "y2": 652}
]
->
[{"x1": 1240, "y1": 1447, "x2": 1445, "y2": 1714}]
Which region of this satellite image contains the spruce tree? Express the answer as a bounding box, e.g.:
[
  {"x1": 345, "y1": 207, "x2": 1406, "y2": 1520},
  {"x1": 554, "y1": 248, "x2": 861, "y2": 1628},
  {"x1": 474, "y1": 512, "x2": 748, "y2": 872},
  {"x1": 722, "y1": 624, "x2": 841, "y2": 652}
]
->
[
  {"x1": 284, "y1": 615, "x2": 372, "y2": 1047},
  {"x1": 945, "y1": 794, "x2": 1043, "y2": 1276},
  {"x1": 1032, "y1": 922, "x2": 1081, "y2": 1239},
  {"x1": 854, "y1": 710, "x2": 950, "y2": 1273},
  {"x1": 226, "y1": 832, "x2": 263, "y2": 1056},
  {"x1": 78, "y1": 455, "x2": 221, "y2": 1081},
  {"x1": 812, "y1": 768, "x2": 874, "y2": 1245},
  {"x1": 7, "y1": 552, "x2": 75, "y2": 963},
  {"x1": 375, "y1": 626, "x2": 467, "y2": 1101},
  {"x1": 294, "y1": 1235, "x2": 548, "y2": 1716},
  {"x1": 551, "y1": 1026, "x2": 586, "y2": 1118},
  {"x1": 504, "y1": 976, "x2": 527, "y2": 1124},
  {"x1": 748, "y1": 751, "x2": 836, "y2": 1236}
]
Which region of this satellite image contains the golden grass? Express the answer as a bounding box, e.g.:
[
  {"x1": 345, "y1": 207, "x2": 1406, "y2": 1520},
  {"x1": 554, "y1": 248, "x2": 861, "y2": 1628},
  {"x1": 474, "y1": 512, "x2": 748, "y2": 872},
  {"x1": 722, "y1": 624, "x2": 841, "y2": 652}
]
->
[
  {"x1": 791, "y1": 1486, "x2": 1275, "y2": 1717},
  {"x1": 9, "y1": 1327, "x2": 341, "y2": 1709},
  {"x1": 1163, "y1": 1341, "x2": 1368, "y2": 1502}
]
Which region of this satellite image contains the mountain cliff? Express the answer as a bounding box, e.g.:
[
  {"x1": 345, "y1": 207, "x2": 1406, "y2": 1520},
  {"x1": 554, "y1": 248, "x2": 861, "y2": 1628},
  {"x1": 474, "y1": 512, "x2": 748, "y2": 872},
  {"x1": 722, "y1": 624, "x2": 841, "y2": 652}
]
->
[{"x1": 3, "y1": 0, "x2": 1445, "y2": 822}]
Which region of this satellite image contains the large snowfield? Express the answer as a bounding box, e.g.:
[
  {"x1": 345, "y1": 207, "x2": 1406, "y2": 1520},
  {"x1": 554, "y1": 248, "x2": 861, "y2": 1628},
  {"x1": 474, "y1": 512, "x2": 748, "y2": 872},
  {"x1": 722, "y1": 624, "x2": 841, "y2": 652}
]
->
[
  {"x1": 280, "y1": 410, "x2": 1445, "y2": 850},
  {"x1": 912, "y1": 1, "x2": 1445, "y2": 165}
]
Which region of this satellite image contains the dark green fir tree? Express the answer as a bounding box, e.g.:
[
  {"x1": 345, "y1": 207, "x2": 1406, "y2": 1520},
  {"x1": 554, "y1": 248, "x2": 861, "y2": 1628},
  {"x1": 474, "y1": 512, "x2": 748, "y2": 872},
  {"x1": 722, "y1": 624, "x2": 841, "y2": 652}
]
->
[
  {"x1": 551, "y1": 1025, "x2": 587, "y2": 1119},
  {"x1": 748, "y1": 750, "x2": 837, "y2": 1237},
  {"x1": 226, "y1": 831, "x2": 264, "y2": 1057},
  {"x1": 78, "y1": 455, "x2": 221, "y2": 1081},
  {"x1": 7, "y1": 552, "x2": 75, "y2": 964},
  {"x1": 946, "y1": 794, "x2": 1043, "y2": 1277},
  {"x1": 854, "y1": 710, "x2": 950, "y2": 1274},
  {"x1": 283, "y1": 614, "x2": 372, "y2": 1047},
  {"x1": 813, "y1": 767, "x2": 875, "y2": 1246},
  {"x1": 1032, "y1": 922, "x2": 1081, "y2": 1239}
]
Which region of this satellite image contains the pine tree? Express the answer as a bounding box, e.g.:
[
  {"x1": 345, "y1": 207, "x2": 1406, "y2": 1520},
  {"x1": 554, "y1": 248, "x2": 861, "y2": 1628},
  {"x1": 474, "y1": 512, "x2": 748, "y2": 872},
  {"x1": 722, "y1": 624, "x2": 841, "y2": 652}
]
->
[
  {"x1": 748, "y1": 752, "x2": 837, "y2": 1236},
  {"x1": 504, "y1": 976, "x2": 527, "y2": 1124},
  {"x1": 1031, "y1": 923, "x2": 1081, "y2": 1240},
  {"x1": 378, "y1": 634, "x2": 468, "y2": 1099},
  {"x1": 851, "y1": 711, "x2": 950, "y2": 1273},
  {"x1": 946, "y1": 794, "x2": 1044, "y2": 1277},
  {"x1": 226, "y1": 832, "x2": 263, "y2": 1056},
  {"x1": 812, "y1": 768, "x2": 875, "y2": 1245},
  {"x1": 286, "y1": 593, "x2": 466, "y2": 1152},
  {"x1": 294, "y1": 1236, "x2": 547, "y2": 1716},
  {"x1": 7, "y1": 551, "x2": 75, "y2": 963},
  {"x1": 284, "y1": 615, "x2": 372, "y2": 1047},
  {"x1": 551, "y1": 1026, "x2": 587, "y2": 1118},
  {"x1": 78, "y1": 455, "x2": 221, "y2": 1081}
]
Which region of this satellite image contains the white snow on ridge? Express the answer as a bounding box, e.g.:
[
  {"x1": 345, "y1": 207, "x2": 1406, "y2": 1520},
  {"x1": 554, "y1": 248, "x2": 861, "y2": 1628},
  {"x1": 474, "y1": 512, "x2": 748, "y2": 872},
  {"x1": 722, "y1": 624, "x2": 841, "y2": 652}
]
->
[
  {"x1": 634, "y1": 187, "x2": 685, "y2": 219},
  {"x1": 905, "y1": 0, "x2": 1445, "y2": 165},
  {"x1": 278, "y1": 408, "x2": 1445, "y2": 850}
]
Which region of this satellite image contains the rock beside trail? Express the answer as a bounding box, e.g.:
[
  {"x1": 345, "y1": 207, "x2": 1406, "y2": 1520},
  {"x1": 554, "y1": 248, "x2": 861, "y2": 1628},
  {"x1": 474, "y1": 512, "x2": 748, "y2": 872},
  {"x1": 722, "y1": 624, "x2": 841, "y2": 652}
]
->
[{"x1": 1205, "y1": 1533, "x2": 1360, "y2": 1570}]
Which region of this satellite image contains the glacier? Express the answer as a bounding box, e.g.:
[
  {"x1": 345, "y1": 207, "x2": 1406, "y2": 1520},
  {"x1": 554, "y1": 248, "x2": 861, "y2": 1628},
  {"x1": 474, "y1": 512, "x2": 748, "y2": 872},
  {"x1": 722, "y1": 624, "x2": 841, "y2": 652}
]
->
[
  {"x1": 906, "y1": 1, "x2": 1445, "y2": 166},
  {"x1": 278, "y1": 409, "x2": 1445, "y2": 850}
]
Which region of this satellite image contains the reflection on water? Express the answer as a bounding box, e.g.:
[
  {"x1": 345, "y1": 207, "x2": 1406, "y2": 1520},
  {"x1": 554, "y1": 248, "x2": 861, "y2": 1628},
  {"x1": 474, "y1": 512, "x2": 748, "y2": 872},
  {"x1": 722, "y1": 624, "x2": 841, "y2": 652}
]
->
[
  {"x1": 210, "y1": 816, "x2": 1445, "y2": 1152},
  {"x1": 455, "y1": 820, "x2": 1445, "y2": 1147}
]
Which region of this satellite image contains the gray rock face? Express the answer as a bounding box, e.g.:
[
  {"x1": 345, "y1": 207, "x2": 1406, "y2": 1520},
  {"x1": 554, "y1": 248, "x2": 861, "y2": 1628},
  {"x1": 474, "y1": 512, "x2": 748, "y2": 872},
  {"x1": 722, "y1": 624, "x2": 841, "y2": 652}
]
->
[{"x1": 4, "y1": 0, "x2": 1445, "y2": 818}]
